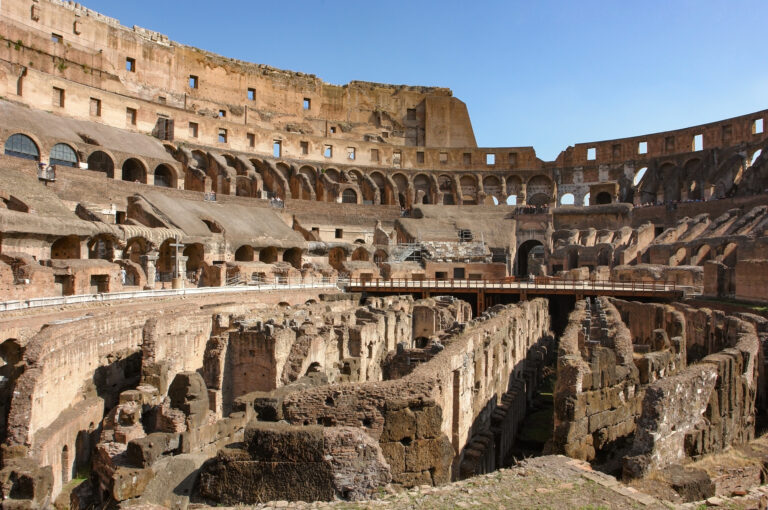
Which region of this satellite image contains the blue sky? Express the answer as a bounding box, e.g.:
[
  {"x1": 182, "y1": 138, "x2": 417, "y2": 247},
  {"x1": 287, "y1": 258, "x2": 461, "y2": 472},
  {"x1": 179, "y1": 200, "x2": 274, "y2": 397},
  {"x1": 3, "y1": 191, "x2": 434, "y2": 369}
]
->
[{"x1": 86, "y1": 1, "x2": 768, "y2": 161}]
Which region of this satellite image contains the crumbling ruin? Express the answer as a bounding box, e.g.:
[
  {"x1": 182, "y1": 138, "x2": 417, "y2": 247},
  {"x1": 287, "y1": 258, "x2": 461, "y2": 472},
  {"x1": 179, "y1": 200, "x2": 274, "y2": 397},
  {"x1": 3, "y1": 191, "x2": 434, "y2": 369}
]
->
[{"x1": 0, "y1": 0, "x2": 766, "y2": 507}]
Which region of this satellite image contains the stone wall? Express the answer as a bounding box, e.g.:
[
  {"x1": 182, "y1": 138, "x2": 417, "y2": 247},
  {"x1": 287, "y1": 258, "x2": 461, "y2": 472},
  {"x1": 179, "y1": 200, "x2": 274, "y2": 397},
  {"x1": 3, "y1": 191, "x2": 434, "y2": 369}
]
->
[{"x1": 277, "y1": 299, "x2": 553, "y2": 487}]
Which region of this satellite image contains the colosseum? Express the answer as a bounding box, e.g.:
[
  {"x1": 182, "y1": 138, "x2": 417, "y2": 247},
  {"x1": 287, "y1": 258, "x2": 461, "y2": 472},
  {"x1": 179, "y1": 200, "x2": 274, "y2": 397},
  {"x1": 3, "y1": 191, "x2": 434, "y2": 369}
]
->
[{"x1": 0, "y1": 1, "x2": 766, "y2": 508}]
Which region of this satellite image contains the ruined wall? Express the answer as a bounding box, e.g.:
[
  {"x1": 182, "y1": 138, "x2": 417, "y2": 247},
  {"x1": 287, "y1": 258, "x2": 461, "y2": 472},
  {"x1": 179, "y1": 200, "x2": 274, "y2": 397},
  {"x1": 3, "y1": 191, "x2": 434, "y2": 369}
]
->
[
  {"x1": 553, "y1": 298, "x2": 683, "y2": 462},
  {"x1": 278, "y1": 299, "x2": 552, "y2": 487},
  {"x1": 609, "y1": 301, "x2": 760, "y2": 478}
]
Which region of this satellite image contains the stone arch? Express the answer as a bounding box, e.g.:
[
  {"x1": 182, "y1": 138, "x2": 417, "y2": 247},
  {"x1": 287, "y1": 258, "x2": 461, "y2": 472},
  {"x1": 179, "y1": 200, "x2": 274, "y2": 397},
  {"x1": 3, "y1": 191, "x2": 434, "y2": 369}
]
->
[
  {"x1": 157, "y1": 239, "x2": 175, "y2": 273},
  {"x1": 3, "y1": 133, "x2": 40, "y2": 161},
  {"x1": 259, "y1": 246, "x2": 278, "y2": 264},
  {"x1": 87, "y1": 234, "x2": 118, "y2": 260},
  {"x1": 323, "y1": 167, "x2": 341, "y2": 182},
  {"x1": 124, "y1": 237, "x2": 149, "y2": 264},
  {"x1": 153, "y1": 164, "x2": 177, "y2": 188},
  {"x1": 86, "y1": 150, "x2": 114, "y2": 178},
  {"x1": 720, "y1": 242, "x2": 738, "y2": 267},
  {"x1": 51, "y1": 235, "x2": 80, "y2": 259},
  {"x1": 595, "y1": 191, "x2": 612, "y2": 204},
  {"x1": 526, "y1": 175, "x2": 554, "y2": 205},
  {"x1": 482, "y1": 175, "x2": 502, "y2": 202},
  {"x1": 749, "y1": 149, "x2": 762, "y2": 167},
  {"x1": 351, "y1": 247, "x2": 370, "y2": 262},
  {"x1": 516, "y1": 239, "x2": 543, "y2": 276},
  {"x1": 373, "y1": 249, "x2": 388, "y2": 265},
  {"x1": 122, "y1": 158, "x2": 147, "y2": 183},
  {"x1": 183, "y1": 243, "x2": 205, "y2": 272},
  {"x1": 459, "y1": 174, "x2": 478, "y2": 204},
  {"x1": 438, "y1": 174, "x2": 455, "y2": 205},
  {"x1": 691, "y1": 244, "x2": 712, "y2": 265},
  {"x1": 560, "y1": 193, "x2": 575, "y2": 205},
  {"x1": 50, "y1": 143, "x2": 78, "y2": 167},
  {"x1": 234, "y1": 245, "x2": 254, "y2": 262},
  {"x1": 341, "y1": 188, "x2": 358, "y2": 204},
  {"x1": 633, "y1": 167, "x2": 648, "y2": 186},
  {"x1": 413, "y1": 173, "x2": 433, "y2": 204},
  {"x1": 282, "y1": 247, "x2": 303, "y2": 269}
]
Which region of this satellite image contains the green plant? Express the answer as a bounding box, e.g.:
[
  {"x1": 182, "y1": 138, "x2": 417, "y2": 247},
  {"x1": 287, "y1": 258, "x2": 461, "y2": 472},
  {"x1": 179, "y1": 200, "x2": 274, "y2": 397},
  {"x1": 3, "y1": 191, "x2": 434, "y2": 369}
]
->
[
  {"x1": 56, "y1": 58, "x2": 68, "y2": 72},
  {"x1": 14, "y1": 39, "x2": 22, "y2": 51}
]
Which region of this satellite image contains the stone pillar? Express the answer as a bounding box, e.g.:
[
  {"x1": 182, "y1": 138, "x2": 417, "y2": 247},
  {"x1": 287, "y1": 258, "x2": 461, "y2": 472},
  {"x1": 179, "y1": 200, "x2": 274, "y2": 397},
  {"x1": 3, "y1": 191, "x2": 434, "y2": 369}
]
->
[
  {"x1": 177, "y1": 255, "x2": 188, "y2": 279},
  {"x1": 140, "y1": 251, "x2": 159, "y2": 289},
  {"x1": 518, "y1": 183, "x2": 527, "y2": 205}
]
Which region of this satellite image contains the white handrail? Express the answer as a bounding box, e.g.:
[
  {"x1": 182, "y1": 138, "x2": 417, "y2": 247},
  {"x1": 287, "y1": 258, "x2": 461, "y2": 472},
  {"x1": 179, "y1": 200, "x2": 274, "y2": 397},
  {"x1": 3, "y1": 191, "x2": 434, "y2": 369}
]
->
[{"x1": 0, "y1": 281, "x2": 338, "y2": 312}]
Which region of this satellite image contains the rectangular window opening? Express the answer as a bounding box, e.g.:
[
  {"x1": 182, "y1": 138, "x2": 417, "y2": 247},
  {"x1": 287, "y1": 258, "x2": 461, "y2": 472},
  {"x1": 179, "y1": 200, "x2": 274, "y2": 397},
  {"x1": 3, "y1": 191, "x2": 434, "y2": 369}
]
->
[
  {"x1": 189, "y1": 75, "x2": 198, "y2": 89},
  {"x1": 300, "y1": 141, "x2": 309, "y2": 155},
  {"x1": 189, "y1": 122, "x2": 198, "y2": 138},
  {"x1": 753, "y1": 119, "x2": 764, "y2": 135},
  {"x1": 218, "y1": 109, "x2": 226, "y2": 118},
  {"x1": 158, "y1": 96, "x2": 166, "y2": 104},
  {"x1": 52, "y1": 87, "x2": 65, "y2": 107},
  {"x1": 486, "y1": 153, "x2": 495, "y2": 165},
  {"x1": 126, "y1": 57, "x2": 135, "y2": 72},
  {"x1": 324, "y1": 145, "x2": 332, "y2": 158},
  {"x1": 335, "y1": 228, "x2": 343, "y2": 239},
  {"x1": 89, "y1": 97, "x2": 101, "y2": 116},
  {"x1": 303, "y1": 98, "x2": 311, "y2": 110},
  {"x1": 439, "y1": 152, "x2": 448, "y2": 164},
  {"x1": 347, "y1": 147, "x2": 356, "y2": 160},
  {"x1": 417, "y1": 151, "x2": 425, "y2": 164},
  {"x1": 407, "y1": 108, "x2": 416, "y2": 121},
  {"x1": 273, "y1": 140, "x2": 282, "y2": 158},
  {"x1": 330, "y1": 126, "x2": 336, "y2": 134},
  {"x1": 247, "y1": 133, "x2": 255, "y2": 148},
  {"x1": 586, "y1": 147, "x2": 596, "y2": 161},
  {"x1": 51, "y1": 33, "x2": 62, "y2": 44},
  {"x1": 463, "y1": 152, "x2": 471, "y2": 165},
  {"x1": 248, "y1": 88, "x2": 256, "y2": 101},
  {"x1": 371, "y1": 148, "x2": 379, "y2": 162},
  {"x1": 393, "y1": 150, "x2": 402, "y2": 168},
  {"x1": 218, "y1": 128, "x2": 227, "y2": 144},
  {"x1": 693, "y1": 133, "x2": 703, "y2": 151},
  {"x1": 126, "y1": 107, "x2": 137, "y2": 126},
  {"x1": 638, "y1": 141, "x2": 648, "y2": 154}
]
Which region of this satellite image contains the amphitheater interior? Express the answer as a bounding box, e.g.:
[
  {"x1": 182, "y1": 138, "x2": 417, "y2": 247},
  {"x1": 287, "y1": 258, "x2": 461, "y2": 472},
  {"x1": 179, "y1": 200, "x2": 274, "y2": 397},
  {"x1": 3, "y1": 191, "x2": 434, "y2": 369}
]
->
[{"x1": 0, "y1": 1, "x2": 767, "y2": 508}]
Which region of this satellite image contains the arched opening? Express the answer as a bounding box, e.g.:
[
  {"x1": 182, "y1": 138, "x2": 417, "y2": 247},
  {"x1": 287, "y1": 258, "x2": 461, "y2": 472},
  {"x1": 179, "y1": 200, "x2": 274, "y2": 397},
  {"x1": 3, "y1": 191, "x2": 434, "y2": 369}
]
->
[
  {"x1": 87, "y1": 235, "x2": 116, "y2": 260},
  {"x1": 373, "y1": 249, "x2": 388, "y2": 265},
  {"x1": 328, "y1": 247, "x2": 347, "y2": 271},
  {"x1": 201, "y1": 219, "x2": 223, "y2": 234},
  {"x1": 482, "y1": 175, "x2": 502, "y2": 203},
  {"x1": 414, "y1": 174, "x2": 432, "y2": 204},
  {"x1": 583, "y1": 193, "x2": 591, "y2": 206},
  {"x1": 750, "y1": 149, "x2": 762, "y2": 167},
  {"x1": 526, "y1": 175, "x2": 554, "y2": 205},
  {"x1": 566, "y1": 248, "x2": 579, "y2": 270},
  {"x1": 123, "y1": 237, "x2": 148, "y2": 264},
  {"x1": 438, "y1": 175, "x2": 455, "y2": 205},
  {"x1": 61, "y1": 445, "x2": 70, "y2": 485},
  {"x1": 234, "y1": 245, "x2": 254, "y2": 262},
  {"x1": 87, "y1": 151, "x2": 114, "y2": 178},
  {"x1": 153, "y1": 164, "x2": 176, "y2": 188},
  {"x1": 516, "y1": 239, "x2": 543, "y2": 277},
  {"x1": 692, "y1": 244, "x2": 711, "y2": 265},
  {"x1": 3, "y1": 134, "x2": 39, "y2": 161},
  {"x1": 182, "y1": 243, "x2": 204, "y2": 272},
  {"x1": 560, "y1": 193, "x2": 575, "y2": 205},
  {"x1": 51, "y1": 235, "x2": 80, "y2": 259},
  {"x1": 459, "y1": 175, "x2": 477, "y2": 204},
  {"x1": 506, "y1": 195, "x2": 517, "y2": 206},
  {"x1": 323, "y1": 168, "x2": 340, "y2": 182},
  {"x1": 633, "y1": 167, "x2": 648, "y2": 186},
  {"x1": 341, "y1": 188, "x2": 358, "y2": 204},
  {"x1": 282, "y1": 248, "x2": 302, "y2": 269},
  {"x1": 50, "y1": 143, "x2": 78, "y2": 167},
  {"x1": 721, "y1": 243, "x2": 738, "y2": 267},
  {"x1": 398, "y1": 193, "x2": 406, "y2": 208},
  {"x1": 122, "y1": 158, "x2": 146, "y2": 183},
  {"x1": 259, "y1": 246, "x2": 278, "y2": 264},
  {"x1": 491, "y1": 196, "x2": 499, "y2": 205},
  {"x1": 595, "y1": 191, "x2": 612, "y2": 204},
  {"x1": 157, "y1": 239, "x2": 175, "y2": 273},
  {"x1": 351, "y1": 247, "x2": 370, "y2": 262}
]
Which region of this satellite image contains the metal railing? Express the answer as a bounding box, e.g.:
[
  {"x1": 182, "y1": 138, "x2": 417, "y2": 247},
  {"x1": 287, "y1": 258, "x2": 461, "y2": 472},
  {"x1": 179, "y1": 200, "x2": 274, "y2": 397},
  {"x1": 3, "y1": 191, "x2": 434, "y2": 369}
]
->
[
  {"x1": 342, "y1": 276, "x2": 697, "y2": 295},
  {"x1": 0, "y1": 280, "x2": 338, "y2": 312}
]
